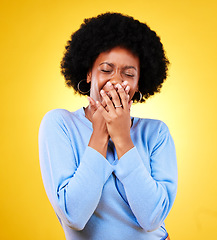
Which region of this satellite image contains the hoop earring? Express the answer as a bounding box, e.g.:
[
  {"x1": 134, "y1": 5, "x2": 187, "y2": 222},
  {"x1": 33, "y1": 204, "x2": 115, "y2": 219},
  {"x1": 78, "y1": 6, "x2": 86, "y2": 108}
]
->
[
  {"x1": 77, "y1": 79, "x2": 90, "y2": 94},
  {"x1": 137, "y1": 91, "x2": 143, "y2": 102}
]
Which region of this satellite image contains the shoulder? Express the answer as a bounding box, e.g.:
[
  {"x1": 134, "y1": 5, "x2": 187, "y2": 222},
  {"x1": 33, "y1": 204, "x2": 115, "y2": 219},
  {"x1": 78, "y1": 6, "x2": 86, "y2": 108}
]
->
[
  {"x1": 134, "y1": 117, "x2": 169, "y2": 135},
  {"x1": 39, "y1": 108, "x2": 88, "y2": 133},
  {"x1": 39, "y1": 109, "x2": 84, "y2": 142},
  {"x1": 39, "y1": 109, "x2": 77, "y2": 134},
  {"x1": 133, "y1": 117, "x2": 175, "y2": 156},
  {"x1": 41, "y1": 108, "x2": 71, "y2": 121},
  {"x1": 40, "y1": 108, "x2": 82, "y2": 125}
]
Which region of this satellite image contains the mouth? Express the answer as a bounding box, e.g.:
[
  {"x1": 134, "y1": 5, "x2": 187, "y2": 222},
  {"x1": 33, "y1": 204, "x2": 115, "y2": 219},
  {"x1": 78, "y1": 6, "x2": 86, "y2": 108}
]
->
[{"x1": 101, "y1": 83, "x2": 130, "y2": 102}]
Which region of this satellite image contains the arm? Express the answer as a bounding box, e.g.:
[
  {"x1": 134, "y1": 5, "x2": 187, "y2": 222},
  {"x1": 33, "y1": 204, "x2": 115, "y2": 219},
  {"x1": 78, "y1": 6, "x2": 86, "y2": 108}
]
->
[
  {"x1": 114, "y1": 122, "x2": 178, "y2": 232},
  {"x1": 86, "y1": 96, "x2": 109, "y2": 158},
  {"x1": 38, "y1": 109, "x2": 114, "y2": 230}
]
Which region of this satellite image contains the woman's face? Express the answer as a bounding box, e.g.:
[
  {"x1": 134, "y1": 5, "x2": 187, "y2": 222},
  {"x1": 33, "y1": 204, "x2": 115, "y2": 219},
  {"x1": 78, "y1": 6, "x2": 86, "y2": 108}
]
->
[{"x1": 87, "y1": 46, "x2": 140, "y2": 102}]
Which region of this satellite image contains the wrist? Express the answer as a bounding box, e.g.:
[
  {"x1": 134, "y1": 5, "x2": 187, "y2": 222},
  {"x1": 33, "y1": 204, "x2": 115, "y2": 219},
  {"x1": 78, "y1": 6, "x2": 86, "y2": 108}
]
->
[
  {"x1": 92, "y1": 128, "x2": 109, "y2": 140},
  {"x1": 113, "y1": 136, "x2": 134, "y2": 159},
  {"x1": 88, "y1": 131, "x2": 109, "y2": 158}
]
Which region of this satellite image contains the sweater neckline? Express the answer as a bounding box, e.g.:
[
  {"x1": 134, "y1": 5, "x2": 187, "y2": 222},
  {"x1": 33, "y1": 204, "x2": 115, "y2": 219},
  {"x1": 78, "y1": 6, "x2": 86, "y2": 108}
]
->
[
  {"x1": 71, "y1": 107, "x2": 92, "y2": 129},
  {"x1": 73, "y1": 107, "x2": 138, "y2": 133}
]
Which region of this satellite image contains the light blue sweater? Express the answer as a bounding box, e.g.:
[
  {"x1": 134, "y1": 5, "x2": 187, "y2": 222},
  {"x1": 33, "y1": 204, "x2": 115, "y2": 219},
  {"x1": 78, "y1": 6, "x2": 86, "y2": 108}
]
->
[{"x1": 39, "y1": 107, "x2": 177, "y2": 240}]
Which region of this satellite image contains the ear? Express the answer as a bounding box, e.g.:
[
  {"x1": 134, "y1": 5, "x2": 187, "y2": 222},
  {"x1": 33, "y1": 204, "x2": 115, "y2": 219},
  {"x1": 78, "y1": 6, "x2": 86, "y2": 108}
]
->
[{"x1": 87, "y1": 71, "x2": 92, "y2": 83}]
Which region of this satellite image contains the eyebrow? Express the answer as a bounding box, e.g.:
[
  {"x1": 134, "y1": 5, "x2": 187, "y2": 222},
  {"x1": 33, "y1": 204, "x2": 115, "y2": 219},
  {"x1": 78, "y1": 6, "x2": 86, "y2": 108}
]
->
[{"x1": 99, "y1": 62, "x2": 137, "y2": 71}]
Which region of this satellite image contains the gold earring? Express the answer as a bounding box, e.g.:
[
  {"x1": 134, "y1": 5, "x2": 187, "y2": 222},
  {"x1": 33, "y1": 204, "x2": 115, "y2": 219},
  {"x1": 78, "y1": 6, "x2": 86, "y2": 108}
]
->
[
  {"x1": 138, "y1": 91, "x2": 143, "y2": 102},
  {"x1": 77, "y1": 79, "x2": 90, "y2": 94}
]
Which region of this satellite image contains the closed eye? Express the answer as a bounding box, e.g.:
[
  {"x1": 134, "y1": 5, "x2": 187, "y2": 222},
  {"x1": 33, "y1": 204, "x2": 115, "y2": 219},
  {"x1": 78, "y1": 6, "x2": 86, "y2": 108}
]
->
[
  {"x1": 101, "y1": 69, "x2": 112, "y2": 73},
  {"x1": 125, "y1": 73, "x2": 134, "y2": 77},
  {"x1": 123, "y1": 72, "x2": 135, "y2": 77}
]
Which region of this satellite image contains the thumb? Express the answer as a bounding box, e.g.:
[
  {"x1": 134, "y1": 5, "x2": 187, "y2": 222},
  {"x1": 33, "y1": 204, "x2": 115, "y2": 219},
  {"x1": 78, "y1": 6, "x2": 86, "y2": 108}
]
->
[
  {"x1": 87, "y1": 96, "x2": 97, "y2": 113},
  {"x1": 128, "y1": 100, "x2": 133, "y2": 110}
]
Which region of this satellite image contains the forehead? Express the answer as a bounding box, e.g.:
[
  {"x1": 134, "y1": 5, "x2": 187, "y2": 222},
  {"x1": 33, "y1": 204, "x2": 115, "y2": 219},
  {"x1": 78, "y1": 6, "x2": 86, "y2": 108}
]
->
[{"x1": 93, "y1": 46, "x2": 140, "y2": 68}]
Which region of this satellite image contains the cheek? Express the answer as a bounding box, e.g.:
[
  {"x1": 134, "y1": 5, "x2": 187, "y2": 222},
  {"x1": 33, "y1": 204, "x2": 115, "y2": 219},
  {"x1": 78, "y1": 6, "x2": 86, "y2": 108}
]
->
[
  {"x1": 90, "y1": 76, "x2": 102, "y2": 91},
  {"x1": 128, "y1": 80, "x2": 139, "y2": 98},
  {"x1": 127, "y1": 79, "x2": 139, "y2": 91},
  {"x1": 91, "y1": 72, "x2": 108, "y2": 89}
]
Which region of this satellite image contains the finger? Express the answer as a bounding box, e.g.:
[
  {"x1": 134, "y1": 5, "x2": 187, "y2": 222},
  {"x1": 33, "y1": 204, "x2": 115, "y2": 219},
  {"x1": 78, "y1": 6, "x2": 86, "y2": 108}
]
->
[
  {"x1": 101, "y1": 98, "x2": 107, "y2": 108},
  {"x1": 121, "y1": 81, "x2": 130, "y2": 95},
  {"x1": 125, "y1": 85, "x2": 130, "y2": 95},
  {"x1": 96, "y1": 100, "x2": 110, "y2": 120},
  {"x1": 129, "y1": 100, "x2": 133, "y2": 110},
  {"x1": 100, "y1": 89, "x2": 116, "y2": 113},
  {"x1": 88, "y1": 96, "x2": 107, "y2": 109},
  {"x1": 106, "y1": 81, "x2": 122, "y2": 109},
  {"x1": 87, "y1": 96, "x2": 97, "y2": 112},
  {"x1": 116, "y1": 84, "x2": 129, "y2": 110}
]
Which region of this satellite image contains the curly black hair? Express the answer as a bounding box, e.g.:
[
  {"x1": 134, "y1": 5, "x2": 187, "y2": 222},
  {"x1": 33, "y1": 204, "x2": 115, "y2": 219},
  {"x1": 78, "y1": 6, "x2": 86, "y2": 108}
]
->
[{"x1": 60, "y1": 12, "x2": 170, "y2": 103}]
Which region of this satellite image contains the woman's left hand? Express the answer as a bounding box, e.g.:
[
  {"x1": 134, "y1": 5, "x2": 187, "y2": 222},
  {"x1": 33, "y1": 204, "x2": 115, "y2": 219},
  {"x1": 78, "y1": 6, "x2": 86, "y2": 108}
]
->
[{"x1": 96, "y1": 82, "x2": 134, "y2": 159}]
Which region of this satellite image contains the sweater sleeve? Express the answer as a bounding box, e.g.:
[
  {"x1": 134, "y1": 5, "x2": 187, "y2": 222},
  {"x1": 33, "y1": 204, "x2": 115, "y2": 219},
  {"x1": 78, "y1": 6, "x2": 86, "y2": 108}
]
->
[
  {"x1": 113, "y1": 122, "x2": 178, "y2": 232},
  {"x1": 38, "y1": 110, "x2": 114, "y2": 230}
]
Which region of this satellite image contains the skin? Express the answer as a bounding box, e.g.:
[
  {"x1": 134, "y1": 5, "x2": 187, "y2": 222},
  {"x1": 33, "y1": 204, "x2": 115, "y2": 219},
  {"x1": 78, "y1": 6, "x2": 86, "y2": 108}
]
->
[{"x1": 84, "y1": 46, "x2": 140, "y2": 159}]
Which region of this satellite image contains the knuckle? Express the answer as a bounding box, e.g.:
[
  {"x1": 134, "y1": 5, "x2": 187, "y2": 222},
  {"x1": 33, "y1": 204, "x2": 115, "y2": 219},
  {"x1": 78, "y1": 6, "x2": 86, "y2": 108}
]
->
[
  {"x1": 97, "y1": 106, "x2": 103, "y2": 112},
  {"x1": 119, "y1": 87, "x2": 124, "y2": 93},
  {"x1": 113, "y1": 115, "x2": 118, "y2": 120},
  {"x1": 107, "y1": 118, "x2": 112, "y2": 124},
  {"x1": 107, "y1": 100, "x2": 113, "y2": 106},
  {"x1": 124, "y1": 95, "x2": 128, "y2": 101}
]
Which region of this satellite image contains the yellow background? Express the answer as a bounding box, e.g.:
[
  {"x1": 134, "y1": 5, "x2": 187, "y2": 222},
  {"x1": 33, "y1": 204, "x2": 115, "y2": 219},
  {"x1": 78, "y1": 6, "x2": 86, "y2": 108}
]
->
[{"x1": 1, "y1": 0, "x2": 217, "y2": 239}]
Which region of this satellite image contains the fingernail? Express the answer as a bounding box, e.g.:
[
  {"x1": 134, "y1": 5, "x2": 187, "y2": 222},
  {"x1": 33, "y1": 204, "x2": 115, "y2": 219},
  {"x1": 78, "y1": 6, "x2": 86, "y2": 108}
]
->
[
  {"x1": 87, "y1": 96, "x2": 92, "y2": 105},
  {"x1": 107, "y1": 81, "x2": 112, "y2": 86},
  {"x1": 126, "y1": 86, "x2": 130, "y2": 92},
  {"x1": 100, "y1": 89, "x2": 105, "y2": 95}
]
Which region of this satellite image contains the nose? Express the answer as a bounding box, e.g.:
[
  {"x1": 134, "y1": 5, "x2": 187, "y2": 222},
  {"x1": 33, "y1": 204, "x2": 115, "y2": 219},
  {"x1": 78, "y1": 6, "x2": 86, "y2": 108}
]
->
[{"x1": 109, "y1": 72, "x2": 123, "y2": 85}]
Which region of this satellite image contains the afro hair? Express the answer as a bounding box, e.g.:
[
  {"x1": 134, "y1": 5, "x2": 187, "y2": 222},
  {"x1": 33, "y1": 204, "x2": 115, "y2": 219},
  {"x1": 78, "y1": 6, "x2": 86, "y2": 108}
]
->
[{"x1": 60, "y1": 12, "x2": 170, "y2": 102}]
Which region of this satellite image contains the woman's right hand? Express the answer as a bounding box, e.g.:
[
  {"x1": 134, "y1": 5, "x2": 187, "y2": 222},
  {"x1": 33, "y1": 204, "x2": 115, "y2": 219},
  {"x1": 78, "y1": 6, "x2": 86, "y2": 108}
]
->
[{"x1": 87, "y1": 97, "x2": 109, "y2": 158}]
